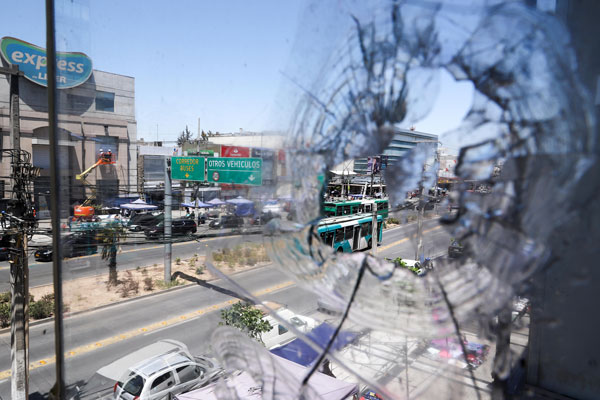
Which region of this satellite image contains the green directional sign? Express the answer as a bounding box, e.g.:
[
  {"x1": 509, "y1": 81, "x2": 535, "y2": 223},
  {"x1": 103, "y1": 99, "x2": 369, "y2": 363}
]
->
[
  {"x1": 207, "y1": 157, "x2": 262, "y2": 186},
  {"x1": 171, "y1": 156, "x2": 205, "y2": 181}
]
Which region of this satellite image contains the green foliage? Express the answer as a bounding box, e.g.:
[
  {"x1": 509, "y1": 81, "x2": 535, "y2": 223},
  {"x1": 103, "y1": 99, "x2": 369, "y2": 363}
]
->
[
  {"x1": 30, "y1": 294, "x2": 55, "y2": 320},
  {"x1": 0, "y1": 292, "x2": 10, "y2": 303},
  {"x1": 155, "y1": 279, "x2": 183, "y2": 290},
  {"x1": 175, "y1": 257, "x2": 181, "y2": 265},
  {"x1": 97, "y1": 221, "x2": 127, "y2": 286},
  {"x1": 219, "y1": 301, "x2": 272, "y2": 343},
  {"x1": 0, "y1": 294, "x2": 9, "y2": 328},
  {"x1": 388, "y1": 217, "x2": 399, "y2": 225},
  {"x1": 0, "y1": 292, "x2": 66, "y2": 327},
  {"x1": 195, "y1": 265, "x2": 205, "y2": 275},
  {"x1": 97, "y1": 221, "x2": 127, "y2": 260}
]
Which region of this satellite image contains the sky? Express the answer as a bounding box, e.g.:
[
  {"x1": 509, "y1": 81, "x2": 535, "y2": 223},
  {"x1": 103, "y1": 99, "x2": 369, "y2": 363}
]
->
[{"x1": 1, "y1": 0, "x2": 473, "y2": 148}]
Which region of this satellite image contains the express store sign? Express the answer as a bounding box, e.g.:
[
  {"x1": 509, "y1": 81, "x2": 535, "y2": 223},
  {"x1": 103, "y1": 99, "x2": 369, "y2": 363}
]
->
[{"x1": 0, "y1": 36, "x2": 92, "y2": 89}]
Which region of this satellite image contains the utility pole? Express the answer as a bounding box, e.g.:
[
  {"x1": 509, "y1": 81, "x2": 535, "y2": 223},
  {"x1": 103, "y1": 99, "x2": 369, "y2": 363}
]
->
[
  {"x1": 164, "y1": 156, "x2": 172, "y2": 282},
  {"x1": 0, "y1": 64, "x2": 30, "y2": 400},
  {"x1": 371, "y1": 203, "x2": 378, "y2": 256},
  {"x1": 413, "y1": 140, "x2": 440, "y2": 262}
]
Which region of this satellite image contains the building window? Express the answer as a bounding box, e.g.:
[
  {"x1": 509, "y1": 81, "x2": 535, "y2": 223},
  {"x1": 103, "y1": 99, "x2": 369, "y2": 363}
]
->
[
  {"x1": 95, "y1": 91, "x2": 115, "y2": 112},
  {"x1": 66, "y1": 93, "x2": 92, "y2": 110}
]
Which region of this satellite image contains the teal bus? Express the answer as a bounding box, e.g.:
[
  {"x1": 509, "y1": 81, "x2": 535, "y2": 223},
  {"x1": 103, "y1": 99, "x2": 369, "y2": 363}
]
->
[
  {"x1": 322, "y1": 199, "x2": 389, "y2": 219},
  {"x1": 317, "y1": 213, "x2": 383, "y2": 253}
]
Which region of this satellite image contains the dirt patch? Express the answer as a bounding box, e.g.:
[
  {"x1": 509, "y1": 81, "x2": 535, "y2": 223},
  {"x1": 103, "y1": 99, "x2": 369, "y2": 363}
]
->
[{"x1": 30, "y1": 248, "x2": 270, "y2": 314}]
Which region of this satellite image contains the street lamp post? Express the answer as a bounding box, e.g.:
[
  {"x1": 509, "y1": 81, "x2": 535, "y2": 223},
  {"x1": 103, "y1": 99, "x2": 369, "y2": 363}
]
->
[{"x1": 411, "y1": 140, "x2": 441, "y2": 262}]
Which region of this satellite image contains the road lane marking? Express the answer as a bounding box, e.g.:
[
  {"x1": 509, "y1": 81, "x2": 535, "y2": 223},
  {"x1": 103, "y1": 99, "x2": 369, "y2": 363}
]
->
[
  {"x1": 0, "y1": 279, "x2": 295, "y2": 381},
  {"x1": 378, "y1": 225, "x2": 442, "y2": 252}
]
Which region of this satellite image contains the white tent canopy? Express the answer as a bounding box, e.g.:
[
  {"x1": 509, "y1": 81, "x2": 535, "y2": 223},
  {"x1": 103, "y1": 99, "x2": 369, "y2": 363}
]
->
[
  {"x1": 175, "y1": 354, "x2": 357, "y2": 400},
  {"x1": 329, "y1": 170, "x2": 357, "y2": 176},
  {"x1": 119, "y1": 198, "x2": 158, "y2": 210}
]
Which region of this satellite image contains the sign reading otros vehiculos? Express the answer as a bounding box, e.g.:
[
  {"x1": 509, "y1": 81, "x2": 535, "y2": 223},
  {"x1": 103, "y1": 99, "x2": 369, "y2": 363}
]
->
[
  {"x1": 207, "y1": 157, "x2": 262, "y2": 186},
  {"x1": 0, "y1": 36, "x2": 93, "y2": 89}
]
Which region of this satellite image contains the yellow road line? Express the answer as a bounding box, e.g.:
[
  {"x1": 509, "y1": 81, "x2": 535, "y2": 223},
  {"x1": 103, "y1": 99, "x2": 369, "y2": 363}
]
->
[
  {"x1": 0, "y1": 279, "x2": 294, "y2": 381},
  {"x1": 378, "y1": 225, "x2": 442, "y2": 252}
]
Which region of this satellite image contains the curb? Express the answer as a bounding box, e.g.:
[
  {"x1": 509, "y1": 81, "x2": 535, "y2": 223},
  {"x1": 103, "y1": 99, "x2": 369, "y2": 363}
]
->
[{"x1": 0, "y1": 262, "x2": 270, "y2": 335}]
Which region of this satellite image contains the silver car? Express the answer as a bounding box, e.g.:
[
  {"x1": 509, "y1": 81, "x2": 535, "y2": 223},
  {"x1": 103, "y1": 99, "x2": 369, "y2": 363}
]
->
[{"x1": 110, "y1": 340, "x2": 221, "y2": 400}]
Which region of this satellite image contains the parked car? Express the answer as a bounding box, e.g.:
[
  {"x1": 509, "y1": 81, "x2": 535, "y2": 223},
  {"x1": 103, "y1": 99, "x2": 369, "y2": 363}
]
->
[
  {"x1": 127, "y1": 213, "x2": 162, "y2": 232},
  {"x1": 144, "y1": 219, "x2": 197, "y2": 239},
  {"x1": 208, "y1": 215, "x2": 244, "y2": 229},
  {"x1": 34, "y1": 231, "x2": 98, "y2": 262},
  {"x1": 92, "y1": 340, "x2": 222, "y2": 400}
]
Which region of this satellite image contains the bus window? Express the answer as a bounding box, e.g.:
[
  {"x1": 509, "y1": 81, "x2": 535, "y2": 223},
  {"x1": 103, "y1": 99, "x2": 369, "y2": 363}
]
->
[
  {"x1": 365, "y1": 205, "x2": 372, "y2": 213},
  {"x1": 361, "y1": 222, "x2": 372, "y2": 237},
  {"x1": 335, "y1": 228, "x2": 344, "y2": 243},
  {"x1": 344, "y1": 226, "x2": 353, "y2": 240},
  {"x1": 325, "y1": 232, "x2": 334, "y2": 246},
  {"x1": 343, "y1": 205, "x2": 351, "y2": 215}
]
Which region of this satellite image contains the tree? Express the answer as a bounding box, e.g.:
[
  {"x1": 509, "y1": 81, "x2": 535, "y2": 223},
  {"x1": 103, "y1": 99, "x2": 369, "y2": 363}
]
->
[
  {"x1": 219, "y1": 301, "x2": 272, "y2": 344},
  {"x1": 177, "y1": 125, "x2": 193, "y2": 146},
  {"x1": 98, "y1": 221, "x2": 127, "y2": 286}
]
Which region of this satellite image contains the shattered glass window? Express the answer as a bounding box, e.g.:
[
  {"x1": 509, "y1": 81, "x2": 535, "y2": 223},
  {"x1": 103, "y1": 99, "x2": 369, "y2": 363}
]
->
[{"x1": 0, "y1": 0, "x2": 598, "y2": 399}]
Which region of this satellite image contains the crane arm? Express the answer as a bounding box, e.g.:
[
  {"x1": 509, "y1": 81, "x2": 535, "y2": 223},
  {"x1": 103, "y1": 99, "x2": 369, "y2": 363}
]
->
[
  {"x1": 75, "y1": 151, "x2": 115, "y2": 181},
  {"x1": 76, "y1": 159, "x2": 103, "y2": 181}
]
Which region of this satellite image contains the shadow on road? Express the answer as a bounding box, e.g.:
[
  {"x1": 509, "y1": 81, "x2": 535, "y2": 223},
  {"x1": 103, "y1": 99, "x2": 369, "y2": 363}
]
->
[{"x1": 171, "y1": 271, "x2": 254, "y2": 304}]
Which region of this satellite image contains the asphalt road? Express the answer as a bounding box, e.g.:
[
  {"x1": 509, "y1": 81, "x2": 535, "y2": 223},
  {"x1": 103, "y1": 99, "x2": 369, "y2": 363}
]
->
[
  {"x1": 0, "y1": 227, "x2": 264, "y2": 292},
  {"x1": 0, "y1": 217, "x2": 450, "y2": 399}
]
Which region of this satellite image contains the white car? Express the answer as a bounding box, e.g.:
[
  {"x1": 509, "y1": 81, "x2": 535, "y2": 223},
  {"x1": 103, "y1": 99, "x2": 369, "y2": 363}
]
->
[
  {"x1": 258, "y1": 304, "x2": 318, "y2": 349},
  {"x1": 109, "y1": 340, "x2": 221, "y2": 400}
]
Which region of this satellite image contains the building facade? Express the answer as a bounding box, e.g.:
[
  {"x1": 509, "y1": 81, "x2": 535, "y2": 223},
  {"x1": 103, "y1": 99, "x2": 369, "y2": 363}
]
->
[
  {"x1": 353, "y1": 128, "x2": 438, "y2": 174},
  {"x1": 0, "y1": 58, "x2": 137, "y2": 215}
]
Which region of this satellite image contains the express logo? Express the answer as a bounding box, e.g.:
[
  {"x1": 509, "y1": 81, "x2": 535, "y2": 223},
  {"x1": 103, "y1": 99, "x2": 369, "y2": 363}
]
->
[{"x1": 0, "y1": 36, "x2": 93, "y2": 89}]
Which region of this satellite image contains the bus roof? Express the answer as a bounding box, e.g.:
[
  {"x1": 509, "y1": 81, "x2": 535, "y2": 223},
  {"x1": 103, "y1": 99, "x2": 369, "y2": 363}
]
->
[
  {"x1": 318, "y1": 213, "x2": 383, "y2": 232},
  {"x1": 322, "y1": 201, "x2": 362, "y2": 207}
]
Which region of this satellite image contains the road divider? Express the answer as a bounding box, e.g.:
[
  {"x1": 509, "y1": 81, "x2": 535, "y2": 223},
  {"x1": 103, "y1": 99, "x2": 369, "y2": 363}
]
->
[{"x1": 0, "y1": 280, "x2": 294, "y2": 381}]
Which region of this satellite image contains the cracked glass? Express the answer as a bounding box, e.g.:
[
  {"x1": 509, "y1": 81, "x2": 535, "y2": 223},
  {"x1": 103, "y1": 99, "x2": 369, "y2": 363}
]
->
[{"x1": 0, "y1": 0, "x2": 598, "y2": 399}]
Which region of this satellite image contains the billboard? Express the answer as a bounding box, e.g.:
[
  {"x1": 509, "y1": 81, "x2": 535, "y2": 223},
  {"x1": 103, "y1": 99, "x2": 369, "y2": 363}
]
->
[
  {"x1": 221, "y1": 145, "x2": 250, "y2": 158},
  {"x1": 0, "y1": 36, "x2": 93, "y2": 89}
]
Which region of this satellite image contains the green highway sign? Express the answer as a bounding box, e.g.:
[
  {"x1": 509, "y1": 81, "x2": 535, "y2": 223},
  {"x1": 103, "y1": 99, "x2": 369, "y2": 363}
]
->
[
  {"x1": 207, "y1": 157, "x2": 262, "y2": 186},
  {"x1": 171, "y1": 156, "x2": 205, "y2": 181}
]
